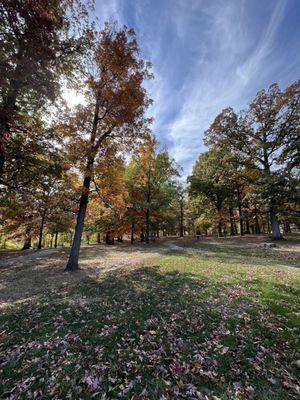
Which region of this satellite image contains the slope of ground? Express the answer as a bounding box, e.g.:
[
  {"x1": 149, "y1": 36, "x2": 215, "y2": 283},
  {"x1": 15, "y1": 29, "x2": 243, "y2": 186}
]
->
[{"x1": 0, "y1": 236, "x2": 299, "y2": 399}]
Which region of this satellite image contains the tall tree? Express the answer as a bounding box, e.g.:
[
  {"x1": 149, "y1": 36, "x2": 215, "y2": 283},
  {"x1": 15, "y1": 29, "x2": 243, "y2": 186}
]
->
[
  {"x1": 0, "y1": 0, "x2": 90, "y2": 178},
  {"x1": 205, "y1": 80, "x2": 300, "y2": 240},
  {"x1": 65, "y1": 23, "x2": 152, "y2": 271},
  {"x1": 188, "y1": 149, "x2": 230, "y2": 237},
  {"x1": 126, "y1": 139, "x2": 179, "y2": 243}
]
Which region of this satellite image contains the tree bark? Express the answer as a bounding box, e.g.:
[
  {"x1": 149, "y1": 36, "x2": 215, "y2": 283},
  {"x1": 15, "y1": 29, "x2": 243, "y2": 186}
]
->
[
  {"x1": 65, "y1": 99, "x2": 104, "y2": 271},
  {"x1": 130, "y1": 207, "x2": 135, "y2": 244},
  {"x1": 54, "y1": 231, "x2": 58, "y2": 248},
  {"x1": 179, "y1": 200, "x2": 184, "y2": 237},
  {"x1": 267, "y1": 214, "x2": 271, "y2": 234},
  {"x1": 131, "y1": 222, "x2": 135, "y2": 244},
  {"x1": 50, "y1": 233, "x2": 54, "y2": 248},
  {"x1": 262, "y1": 139, "x2": 283, "y2": 240},
  {"x1": 284, "y1": 222, "x2": 291, "y2": 233},
  {"x1": 145, "y1": 206, "x2": 150, "y2": 244},
  {"x1": 145, "y1": 165, "x2": 151, "y2": 244},
  {"x1": 0, "y1": 79, "x2": 22, "y2": 179},
  {"x1": 237, "y1": 187, "x2": 244, "y2": 236},
  {"x1": 22, "y1": 227, "x2": 32, "y2": 250},
  {"x1": 216, "y1": 195, "x2": 223, "y2": 237},
  {"x1": 228, "y1": 206, "x2": 236, "y2": 236},
  {"x1": 37, "y1": 209, "x2": 47, "y2": 250},
  {"x1": 270, "y1": 201, "x2": 283, "y2": 240},
  {"x1": 254, "y1": 211, "x2": 261, "y2": 234},
  {"x1": 65, "y1": 174, "x2": 91, "y2": 270},
  {"x1": 245, "y1": 211, "x2": 250, "y2": 234},
  {"x1": 105, "y1": 231, "x2": 114, "y2": 245}
]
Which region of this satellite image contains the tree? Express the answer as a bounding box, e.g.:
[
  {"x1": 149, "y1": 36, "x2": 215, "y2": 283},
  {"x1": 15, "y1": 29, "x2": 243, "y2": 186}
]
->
[
  {"x1": 188, "y1": 149, "x2": 231, "y2": 237},
  {"x1": 65, "y1": 23, "x2": 152, "y2": 271},
  {"x1": 0, "y1": 149, "x2": 76, "y2": 249},
  {"x1": 169, "y1": 182, "x2": 186, "y2": 237},
  {"x1": 186, "y1": 195, "x2": 214, "y2": 236},
  {"x1": 205, "y1": 80, "x2": 300, "y2": 240},
  {"x1": 125, "y1": 138, "x2": 179, "y2": 243},
  {"x1": 0, "y1": 0, "x2": 90, "y2": 178},
  {"x1": 91, "y1": 149, "x2": 128, "y2": 245}
]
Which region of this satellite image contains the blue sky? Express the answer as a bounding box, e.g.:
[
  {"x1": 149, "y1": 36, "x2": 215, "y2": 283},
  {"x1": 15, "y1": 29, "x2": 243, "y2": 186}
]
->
[{"x1": 93, "y1": 0, "x2": 300, "y2": 176}]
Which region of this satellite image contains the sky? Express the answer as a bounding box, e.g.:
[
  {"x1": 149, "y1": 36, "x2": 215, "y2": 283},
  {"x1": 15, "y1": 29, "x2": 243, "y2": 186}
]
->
[{"x1": 66, "y1": 0, "x2": 300, "y2": 176}]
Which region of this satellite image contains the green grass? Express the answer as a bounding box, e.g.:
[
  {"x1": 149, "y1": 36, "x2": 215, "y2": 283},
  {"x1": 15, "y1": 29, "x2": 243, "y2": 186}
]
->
[{"x1": 0, "y1": 247, "x2": 300, "y2": 399}]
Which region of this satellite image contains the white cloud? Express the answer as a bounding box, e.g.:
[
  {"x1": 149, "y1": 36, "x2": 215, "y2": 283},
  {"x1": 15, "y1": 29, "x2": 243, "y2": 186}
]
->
[
  {"x1": 160, "y1": 0, "x2": 288, "y2": 175},
  {"x1": 86, "y1": 0, "x2": 292, "y2": 177}
]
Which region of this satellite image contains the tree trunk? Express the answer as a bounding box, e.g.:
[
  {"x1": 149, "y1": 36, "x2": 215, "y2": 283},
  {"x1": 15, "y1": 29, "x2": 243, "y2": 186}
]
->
[
  {"x1": 105, "y1": 231, "x2": 114, "y2": 245},
  {"x1": 237, "y1": 187, "x2": 243, "y2": 236},
  {"x1": 216, "y1": 196, "x2": 223, "y2": 237},
  {"x1": 270, "y1": 202, "x2": 283, "y2": 240},
  {"x1": 65, "y1": 99, "x2": 102, "y2": 271},
  {"x1": 254, "y1": 212, "x2": 261, "y2": 234},
  {"x1": 145, "y1": 207, "x2": 150, "y2": 244},
  {"x1": 130, "y1": 207, "x2": 135, "y2": 244},
  {"x1": 245, "y1": 212, "x2": 250, "y2": 234},
  {"x1": 263, "y1": 145, "x2": 283, "y2": 240},
  {"x1": 65, "y1": 175, "x2": 91, "y2": 270},
  {"x1": 54, "y1": 231, "x2": 58, "y2": 248},
  {"x1": 217, "y1": 223, "x2": 222, "y2": 238},
  {"x1": 131, "y1": 222, "x2": 135, "y2": 244},
  {"x1": 145, "y1": 166, "x2": 151, "y2": 244},
  {"x1": 228, "y1": 206, "x2": 236, "y2": 236},
  {"x1": 179, "y1": 200, "x2": 184, "y2": 237},
  {"x1": 97, "y1": 232, "x2": 101, "y2": 244},
  {"x1": 50, "y1": 233, "x2": 54, "y2": 248},
  {"x1": 267, "y1": 214, "x2": 271, "y2": 234},
  {"x1": 37, "y1": 209, "x2": 47, "y2": 250},
  {"x1": 22, "y1": 227, "x2": 32, "y2": 250},
  {"x1": 0, "y1": 78, "x2": 22, "y2": 179}
]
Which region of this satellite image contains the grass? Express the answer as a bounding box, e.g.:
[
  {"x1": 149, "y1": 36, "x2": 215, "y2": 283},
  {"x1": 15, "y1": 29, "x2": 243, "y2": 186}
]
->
[{"x1": 0, "y1": 240, "x2": 300, "y2": 399}]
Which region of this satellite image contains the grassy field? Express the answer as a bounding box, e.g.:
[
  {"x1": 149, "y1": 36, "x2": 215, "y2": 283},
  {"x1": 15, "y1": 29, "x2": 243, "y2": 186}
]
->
[{"x1": 0, "y1": 236, "x2": 299, "y2": 399}]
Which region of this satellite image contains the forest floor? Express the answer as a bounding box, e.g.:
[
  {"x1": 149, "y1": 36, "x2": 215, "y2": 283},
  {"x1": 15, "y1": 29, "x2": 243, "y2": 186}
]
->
[{"x1": 0, "y1": 235, "x2": 299, "y2": 399}]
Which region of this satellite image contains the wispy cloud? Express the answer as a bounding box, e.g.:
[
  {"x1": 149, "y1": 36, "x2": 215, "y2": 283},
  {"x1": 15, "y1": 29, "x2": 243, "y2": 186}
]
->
[
  {"x1": 236, "y1": 0, "x2": 288, "y2": 84},
  {"x1": 88, "y1": 0, "x2": 300, "y2": 175},
  {"x1": 157, "y1": 0, "x2": 290, "y2": 175}
]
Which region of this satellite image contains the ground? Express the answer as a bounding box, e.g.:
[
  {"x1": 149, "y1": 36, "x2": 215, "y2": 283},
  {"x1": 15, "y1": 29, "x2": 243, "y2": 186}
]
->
[{"x1": 0, "y1": 235, "x2": 299, "y2": 399}]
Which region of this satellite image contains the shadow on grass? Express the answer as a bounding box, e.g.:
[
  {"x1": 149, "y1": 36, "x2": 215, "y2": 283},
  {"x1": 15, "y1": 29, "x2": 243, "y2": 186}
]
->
[
  {"x1": 0, "y1": 242, "x2": 169, "y2": 305},
  {"x1": 0, "y1": 263, "x2": 299, "y2": 399},
  {"x1": 171, "y1": 244, "x2": 300, "y2": 269}
]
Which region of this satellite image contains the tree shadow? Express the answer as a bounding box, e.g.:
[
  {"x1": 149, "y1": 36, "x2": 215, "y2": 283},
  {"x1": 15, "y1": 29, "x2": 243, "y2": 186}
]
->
[
  {"x1": 0, "y1": 242, "x2": 170, "y2": 306},
  {"x1": 1, "y1": 263, "x2": 299, "y2": 399},
  {"x1": 173, "y1": 243, "x2": 300, "y2": 269}
]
